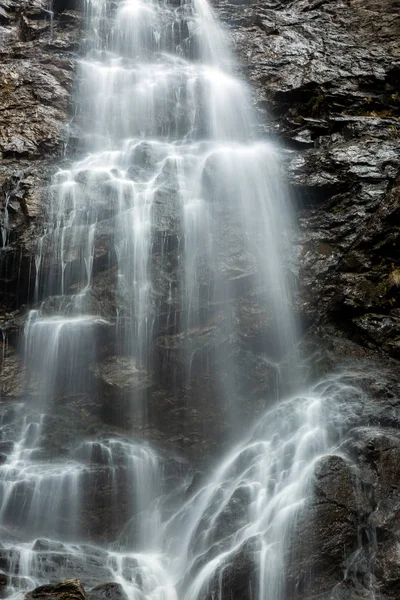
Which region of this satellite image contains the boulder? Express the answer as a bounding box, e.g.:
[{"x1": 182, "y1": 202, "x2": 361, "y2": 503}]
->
[
  {"x1": 25, "y1": 579, "x2": 85, "y2": 600},
  {"x1": 87, "y1": 583, "x2": 128, "y2": 600}
]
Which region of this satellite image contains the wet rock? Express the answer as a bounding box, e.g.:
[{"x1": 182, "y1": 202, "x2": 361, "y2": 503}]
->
[
  {"x1": 0, "y1": 345, "x2": 25, "y2": 400},
  {"x1": 0, "y1": 442, "x2": 15, "y2": 454},
  {"x1": 91, "y1": 356, "x2": 153, "y2": 392},
  {"x1": 87, "y1": 583, "x2": 128, "y2": 600},
  {"x1": 214, "y1": 0, "x2": 400, "y2": 359},
  {"x1": 351, "y1": 312, "x2": 400, "y2": 359},
  {"x1": 25, "y1": 579, "x2": 85, "y2": 600},
  {"x1": 0, "y1": 0, "x2": 83, "y2": 312},
  {"x1": 346, "y1": 429, "x2": 400, "y2": 510},
  {"x1": 79, "y1": 267, "x2": 119, "y2": 319},
  {"x1": 285, "y1": 455, "x2": 362, "y2": 598},
  {"x1": 209, "y1": 485, "x2": 253, "y2": 546},
  {"x1": 201, "y1": 538, "x2": 259, "y2": 600},
  {"x1": 233, "y1": 292, "x2": 280, "y2": 356},
  {"x1": 5, "y1": 544, "x2": 113, "y2": 589},
  {"x1": 156, "y1": 321, "x2": 231, "y2": 371},
  {"x1": 90, "y1": 356, "x2": 154, "y2": 428},
  {"x1": 32, "y1": 539, "x2": 69, "y2": 553},
  {"x1": 38, "y1": 409, "x2": 102, "y2": 458}
]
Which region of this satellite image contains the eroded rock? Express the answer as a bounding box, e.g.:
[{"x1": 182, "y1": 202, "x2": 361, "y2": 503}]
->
[
  {"x1": 87, "y1": 583, "x2": 128, "y2": 600},
  {"x1": 25, "y1": 579, "x2": 85, "y2": 600}
]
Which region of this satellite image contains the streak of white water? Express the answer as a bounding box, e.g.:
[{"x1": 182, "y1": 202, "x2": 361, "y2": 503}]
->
[
  {"x1": 23, "y1": 310, "x2": 108, "y2": 407},
  {"x1": 1, "y1": 192, "x2": 11, "y2": 249},
  {"x1": 163, "y1": 378, "x2": 349, "y2": 600},
  {"x1": 0, "y1": 406, "x2": 83, "y2": 540},
  {"x1": 0, "y1": 403, "x2": 174, "y2": 598}
]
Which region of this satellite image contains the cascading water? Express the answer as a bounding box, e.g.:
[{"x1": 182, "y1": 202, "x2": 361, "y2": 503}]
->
[
  {"x1": 0, "y1": 1, "x2": 377, "y2": 600},
  {"x1": 32, "y1": 0, "x2": 297, "y2": 408}
]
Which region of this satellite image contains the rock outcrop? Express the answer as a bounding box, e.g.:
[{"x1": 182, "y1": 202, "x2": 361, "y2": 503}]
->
[
  {"x1": 0, "y1": 0, "x2": 83, "y2": 313},
  {"x1": 25, "y1": 579, "x2": 85, "y2": 600},
  {"x1": 216, "y1": 0, "x2": 400, "y2": 359},
  {"x1": 25, "y1": 580, "x2": 132, "y2": 600}
]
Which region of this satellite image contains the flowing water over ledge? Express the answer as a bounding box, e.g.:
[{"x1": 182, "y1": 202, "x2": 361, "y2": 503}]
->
[{"x1": 0, "y1": 372, "x2": 377, "y2": 600}]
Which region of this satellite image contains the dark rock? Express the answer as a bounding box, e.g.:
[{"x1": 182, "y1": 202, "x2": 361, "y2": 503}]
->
[
  {"x1": 200, "y1": 538, "x2": 259, "y2": 600},
  {"x1": 90, "y1": 355, "x2": 154, "y2": 429},
  {"x1": 25, "y1": 579, "x2": 85, "y2": 600},
  {"x1": 6, "y1": 546, "x2": 113, "y2": 590},
  {"x1": 31, "y1": 539, "x2": 68, "y2": 553},
  {"x1": 52, "y1": 1, "x2": 85, "y2": 12},
  {"x1": 0, "y1": 442, "x2": 15, "y2": 454},
  {"x1": 0, "y1": 345, "x2": 26, "y2": 400},
  {"x1": 87, "y1": 583, "x2": 128, "y2": 600},
  {"x1": 285, "y1": 455, "x2": 362, "y2": 598},
  {"x1": 0, "y1": 0, "x2": 83, "y2": 312},
  {"x1": 91, "y1": 356, "x2": 153, "y2": 392}
]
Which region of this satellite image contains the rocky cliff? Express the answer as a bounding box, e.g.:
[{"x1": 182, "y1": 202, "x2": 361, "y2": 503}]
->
[
  {"x1": 0, "y1": 0, "x2": 82, "y2": 309},
  {"x1": 218, "y1": 0, "x2": 400, "y2": 359},
  {"x1": 1, "y1": 0, "x2": 400, "y2": 599}
]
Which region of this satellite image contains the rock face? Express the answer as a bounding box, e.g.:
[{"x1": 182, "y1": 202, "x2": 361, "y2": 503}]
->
[
  {"x1": 25, "y1": 580, "x2": 129, "y2": 600},
  {"x1": 0, "y1": 0, "x2": 400, "y2": 600},
  {"x1": 25, "y1": 579, "x2": 85, "y2": 600},
  {"x1": 87, "y1": 583, "x2": 129, "y2": 600},
  {"x1": 216, "y1": 0, "x2": 400, "y2": 358},
  {"x1": 0, "y1": 0, "x2": 83, "y2": 312}
]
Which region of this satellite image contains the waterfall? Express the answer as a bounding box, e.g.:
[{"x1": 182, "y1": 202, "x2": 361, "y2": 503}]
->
[
  {"x1": 0, "y1": 1, "x2": 368, "y2": 600},
  {"x1": 32, "y1": 0, "x2": 297, "y2": 417}
]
